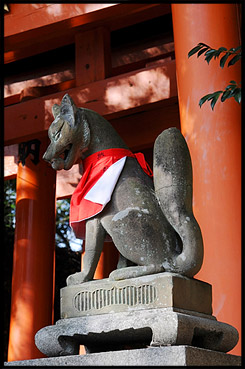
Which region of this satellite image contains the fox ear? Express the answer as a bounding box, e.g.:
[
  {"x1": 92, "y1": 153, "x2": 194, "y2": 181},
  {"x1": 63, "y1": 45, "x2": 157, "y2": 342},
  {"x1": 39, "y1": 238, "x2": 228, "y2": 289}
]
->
[
  {"x1": 61, "y1": 94, "x2": 77, "y2": 111},
  {"x1": 60, "y1": 94, "x2": 77, "y2": 127},
  {"x1": 52, "y1": 104, "x2": 60, "y2": 118}
]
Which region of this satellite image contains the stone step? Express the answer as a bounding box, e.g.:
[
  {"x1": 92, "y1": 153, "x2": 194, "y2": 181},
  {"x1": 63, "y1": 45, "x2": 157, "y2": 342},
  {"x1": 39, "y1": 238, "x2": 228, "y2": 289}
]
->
[{"x1": 5, "y1": 346, "x2": 241, "y2": 366}]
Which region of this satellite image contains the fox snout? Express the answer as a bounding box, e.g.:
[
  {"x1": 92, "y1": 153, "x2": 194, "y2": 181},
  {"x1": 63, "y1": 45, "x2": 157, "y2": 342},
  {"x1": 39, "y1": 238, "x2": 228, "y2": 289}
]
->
[{"x1": 42, "y1": 145, "x2": 53, "y2": 163}]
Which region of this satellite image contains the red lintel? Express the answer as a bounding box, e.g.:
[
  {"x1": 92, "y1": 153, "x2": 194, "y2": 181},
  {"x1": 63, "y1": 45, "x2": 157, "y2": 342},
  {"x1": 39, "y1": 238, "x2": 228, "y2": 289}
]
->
[
  {"x1": 4, "y1": 59, "x2": 177, "y2": 146},
  {"x1": 4, "y1": 4, "x2": 114, "y2": 38},
  {"x1": 4, "y1": 4, "x2": 170, "y2": 63}
]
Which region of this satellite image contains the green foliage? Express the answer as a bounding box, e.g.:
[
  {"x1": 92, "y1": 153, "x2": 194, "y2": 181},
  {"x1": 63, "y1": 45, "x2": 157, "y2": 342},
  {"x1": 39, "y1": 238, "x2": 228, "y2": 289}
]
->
[
  {"x1": 56, "y1": 198, "x2": 82, "y2": 251},
  {"x1": 199, "y1": 81, "x2": 241, "y2": 110},
  {"x1": 188, "y1": 43, "x2": 241, "y2": 67},
  {"x1": 56, "y1": 199, "x2": 71, "y2": 248},
  {"x1": 4, "y1": 179, "x2": 16, "y2": 231},
  {"x1": 188, "y1": 43, "x2": 241, "y2": 110}
]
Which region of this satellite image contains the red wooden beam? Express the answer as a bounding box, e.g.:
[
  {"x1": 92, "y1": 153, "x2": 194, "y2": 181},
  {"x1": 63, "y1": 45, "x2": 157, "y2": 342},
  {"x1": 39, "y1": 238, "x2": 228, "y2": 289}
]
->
[
  {"x1": 4, "y1": 4, "x2": 114, "y2": 38},
  {"x1": 75, "y1": 27, "x2": 111, "y2": 86},
  {"x1": 4, "y1": 45, "x2": 174, "y2": 106},
  {"x1": 4, "y1": 71, "x2": 74, "y2": 100},
  {"x1": 4, "y1": 60, "x2": 177, "y2": 146},
  {"x1": 4, "y1": 4, "x2": 170, "y2": 63}
]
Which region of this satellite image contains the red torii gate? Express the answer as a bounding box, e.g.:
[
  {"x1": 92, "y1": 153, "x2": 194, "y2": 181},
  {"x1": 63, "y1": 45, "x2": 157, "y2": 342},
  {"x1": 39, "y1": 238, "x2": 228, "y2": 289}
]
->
[{"x1": 4, "y1": 3, "x2": 241, "y2": 361}]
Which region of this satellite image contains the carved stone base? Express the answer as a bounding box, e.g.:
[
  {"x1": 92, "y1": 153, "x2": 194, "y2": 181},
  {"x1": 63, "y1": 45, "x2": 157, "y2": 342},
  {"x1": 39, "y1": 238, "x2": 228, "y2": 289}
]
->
[
  {"x1": 35, "y1": 307, "x2": 238, "y2": 357},
  {"x1": 5, "y1": 346, "x2": 242, "y2": 366},
  {"x1": 34, "y1": 273, "x2": 239, "y2": 358},
  {"x1": 60, "y1": 272, "x2": 212, "y2": 318}
]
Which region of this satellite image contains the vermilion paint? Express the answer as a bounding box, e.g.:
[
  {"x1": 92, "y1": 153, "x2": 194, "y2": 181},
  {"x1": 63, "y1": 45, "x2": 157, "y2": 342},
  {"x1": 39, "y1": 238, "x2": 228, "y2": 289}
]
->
[
  {"x1": 171, "y1": 3, "x2": 241, "y2": 355},
  {"x1": 7, "y1": 137, "x2": 56, "y2": 361}
]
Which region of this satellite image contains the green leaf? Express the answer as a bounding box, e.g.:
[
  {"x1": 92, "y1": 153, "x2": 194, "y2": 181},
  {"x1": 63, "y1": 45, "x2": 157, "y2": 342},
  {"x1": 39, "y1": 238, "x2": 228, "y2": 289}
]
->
[
  {"x1": 221, "y1": 86, "x2": 241, "y2": 104},
  {"x1": 221, "y1": 89, "x2": 232, "y2": 102},
  {"x1": 205, "y1": 53, "x2": 215, "y2": 64},
  {"x1": 231, "y1": 87, "x2": 240, "y2": 96},
  {"x1": 197, "y1": 47, "x2": 209, "y2": 57},
  {"x1": 233, "y1": 46, "x2": 241, "y2": 52},
  {"x1": 229, "y1": 46, "x2": 241, "y2": 53},
  {"x1": 225, "y1": 84, "x2": 237, "y2": 92},
  {"x1": 198, "y1": 42, "x2": 210, "y2": 48},
  {"x1": 188, "y1": 45, "x2": 203, "y2": 58},
  {"x1": 199, "y1": 91, "x2": 223, "y2": 109},
  {"x1": 199, "y1": 93, "x2": 215, "y2": 107},
  {"x1": 220, "y1": 52, "x2": 231, "y2": 68},
  {"x1": 210, "y1": 92, "x2": 222, "y2": 110},
  {"x1": 215, "y1": 46, "x2": 227, "y2": 57},
  {"x1": 225, "y1": 81, "x2": 237, "y2": 88},
  {"x1": 228, "y1": 53, "x2": 241, "y2": 66},
  {"x1": 234, "y1": 89, "x2": 241, "y2": 104},
  {"x1": 204, "y1": 49, "x2": 216, "y2": 56}
]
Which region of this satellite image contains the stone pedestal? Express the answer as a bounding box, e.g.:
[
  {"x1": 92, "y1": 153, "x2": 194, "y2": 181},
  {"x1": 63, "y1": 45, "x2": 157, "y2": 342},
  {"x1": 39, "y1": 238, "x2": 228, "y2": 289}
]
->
[
  {"x1": 60, "y1": 272, "x2": 213, "y2": 318},
  {"x1": 5, "y1": 346, "x2": 242, "y2": 366},
  {"x1": 34, "y1": 308, "x2": 238, "y2": 356},
  {"x1": 5, "y1": 273, "x2": 241, "y2": 366}
]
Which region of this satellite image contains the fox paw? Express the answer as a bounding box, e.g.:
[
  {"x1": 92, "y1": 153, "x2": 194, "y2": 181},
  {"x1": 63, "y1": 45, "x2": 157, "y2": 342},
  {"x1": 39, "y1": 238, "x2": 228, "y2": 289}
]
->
[
  {"x1": 66, "y1": 271, "x2": 91, "y2": 286},
  {"x1": 109, "y1": 264, "x2": 164, "y2": 281}
]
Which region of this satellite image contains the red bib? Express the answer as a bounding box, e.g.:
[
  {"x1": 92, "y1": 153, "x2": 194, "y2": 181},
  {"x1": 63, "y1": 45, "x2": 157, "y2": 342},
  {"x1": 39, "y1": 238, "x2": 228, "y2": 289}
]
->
[{"x1": 70, "y1": 148, "x2": 152, "y2": 239}]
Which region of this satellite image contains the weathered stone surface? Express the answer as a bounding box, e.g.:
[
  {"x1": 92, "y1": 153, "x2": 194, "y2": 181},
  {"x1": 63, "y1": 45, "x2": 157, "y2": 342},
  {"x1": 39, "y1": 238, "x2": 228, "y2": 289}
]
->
[
  {"x1": 61, "y1": 272, "x2": 212, "y2": 318},
  {"x1": 43, "y1": 94, "x2": 204, "y2": 284},
  {"x1": 5, "y1": 346, "x2": 242, "y2": 366},
  {"x1": 35, "y1": 308, "x2": 238, "y2": 357},
  {"x1": 153, "y1": 127, "x2": 204, "y2": 278}
]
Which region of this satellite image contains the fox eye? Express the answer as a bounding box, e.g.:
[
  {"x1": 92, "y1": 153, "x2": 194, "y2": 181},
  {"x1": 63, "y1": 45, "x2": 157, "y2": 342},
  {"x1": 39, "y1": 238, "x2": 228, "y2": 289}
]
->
[{"x1": 54, "y1": 131, "x2": 61, "y2": 141}]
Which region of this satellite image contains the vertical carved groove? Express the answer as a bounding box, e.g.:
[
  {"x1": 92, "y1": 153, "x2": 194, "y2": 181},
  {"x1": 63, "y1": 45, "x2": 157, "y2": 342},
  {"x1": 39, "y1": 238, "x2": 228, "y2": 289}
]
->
[{"x1": 74, "y1": 284, "x2": 157, "y2": 312}]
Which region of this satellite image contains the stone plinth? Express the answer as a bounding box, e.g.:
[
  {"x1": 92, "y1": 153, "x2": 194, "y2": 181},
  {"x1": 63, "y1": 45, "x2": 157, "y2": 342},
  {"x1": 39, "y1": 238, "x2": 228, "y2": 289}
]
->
[
  {"x1": 34, "y1": 273, "x2": 238, "y2": 358},
  {"x1": 60, "y1": 272, "x2": 212, "y2": 318},
  {"x1": 5, "y1": 346, "x2": 242, "y2": 366},
  {"x1": 35, "y1": 308, "x2": 238, "y2": 357}
]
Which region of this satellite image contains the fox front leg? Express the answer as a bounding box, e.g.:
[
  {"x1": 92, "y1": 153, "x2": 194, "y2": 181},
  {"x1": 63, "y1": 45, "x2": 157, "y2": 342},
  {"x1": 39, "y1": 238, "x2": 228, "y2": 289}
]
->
[{"x1": 66, "y1": 218, "x2": 106, "y2": 285}]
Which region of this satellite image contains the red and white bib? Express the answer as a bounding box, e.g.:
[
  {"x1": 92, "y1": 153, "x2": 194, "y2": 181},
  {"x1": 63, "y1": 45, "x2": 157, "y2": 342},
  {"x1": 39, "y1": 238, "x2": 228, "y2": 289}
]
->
[{"x1": 70, "y1": 148, "x2": 153, "y2": 239}]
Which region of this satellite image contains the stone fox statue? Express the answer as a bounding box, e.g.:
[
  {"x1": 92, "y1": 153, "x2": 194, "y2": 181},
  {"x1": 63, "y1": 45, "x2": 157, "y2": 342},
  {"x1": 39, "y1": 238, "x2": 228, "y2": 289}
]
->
[{"x1": 43, "y1": 94, "x2": 203, "y2": 285}]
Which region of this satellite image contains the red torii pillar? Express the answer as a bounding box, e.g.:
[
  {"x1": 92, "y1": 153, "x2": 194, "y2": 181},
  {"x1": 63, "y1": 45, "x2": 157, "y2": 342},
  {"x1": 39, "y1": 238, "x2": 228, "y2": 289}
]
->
[
  {"x1": 171, "y1": 4, "x2": 241, "y2": 355},
  {"x1": 8, "y1": 137, "x2": 56, "y2": 361}
]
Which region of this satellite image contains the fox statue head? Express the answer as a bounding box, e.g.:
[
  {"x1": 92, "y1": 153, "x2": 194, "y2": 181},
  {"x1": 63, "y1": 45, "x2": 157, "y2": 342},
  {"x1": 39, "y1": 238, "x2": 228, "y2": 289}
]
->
[{"x1": 43, "y1": 94, "x2": 90, "y2": 170}]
